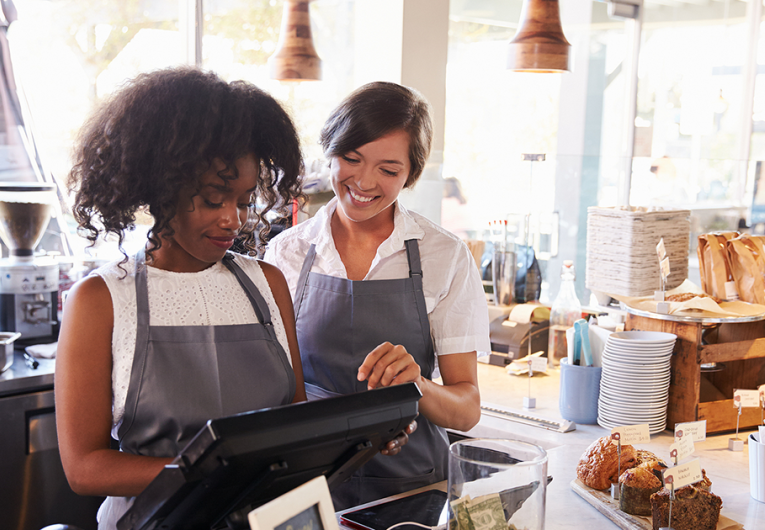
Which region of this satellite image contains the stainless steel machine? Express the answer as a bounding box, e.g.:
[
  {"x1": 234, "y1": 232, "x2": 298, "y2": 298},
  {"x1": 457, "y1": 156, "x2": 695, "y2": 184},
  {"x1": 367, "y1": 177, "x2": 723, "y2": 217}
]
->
[{"x1": 0, "y1": 183, "x2": 59, "y2": 344}]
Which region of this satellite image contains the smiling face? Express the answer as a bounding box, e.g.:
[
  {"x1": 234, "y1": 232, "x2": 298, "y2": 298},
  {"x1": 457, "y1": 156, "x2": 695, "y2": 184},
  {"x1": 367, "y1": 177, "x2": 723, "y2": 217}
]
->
[
  {"x1": 330, "y1": 129, "x2": 411, "y2": 229},
  {"x1": 155, "y1": 153, "x2": 259, "y2": 272}
]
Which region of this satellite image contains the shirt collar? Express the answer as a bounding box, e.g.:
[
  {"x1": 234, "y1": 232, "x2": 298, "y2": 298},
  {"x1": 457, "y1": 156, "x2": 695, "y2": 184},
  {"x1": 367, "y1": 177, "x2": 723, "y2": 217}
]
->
[{"x1": 302, "y1": 197, "x2": 426, "y2": 271}]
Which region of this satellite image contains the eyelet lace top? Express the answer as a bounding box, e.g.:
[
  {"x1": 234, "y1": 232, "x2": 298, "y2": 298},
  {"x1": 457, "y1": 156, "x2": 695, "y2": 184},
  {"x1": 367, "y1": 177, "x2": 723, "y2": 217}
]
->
[{"x1": 93, "y1": 253, "x2": 292, "y2": 437}]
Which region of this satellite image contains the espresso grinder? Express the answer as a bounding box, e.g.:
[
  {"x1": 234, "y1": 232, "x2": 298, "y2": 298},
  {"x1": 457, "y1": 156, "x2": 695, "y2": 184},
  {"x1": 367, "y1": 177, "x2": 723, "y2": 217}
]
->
[{"x1": 0, "y1": 183, "x2": 59, "y2": 345}]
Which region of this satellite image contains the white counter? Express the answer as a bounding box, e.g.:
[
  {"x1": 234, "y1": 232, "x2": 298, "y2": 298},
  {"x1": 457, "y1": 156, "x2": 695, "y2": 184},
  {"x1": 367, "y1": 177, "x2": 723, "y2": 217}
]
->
[{"x1": 454, "y1": 361, "x2": 765, "y2": 529}]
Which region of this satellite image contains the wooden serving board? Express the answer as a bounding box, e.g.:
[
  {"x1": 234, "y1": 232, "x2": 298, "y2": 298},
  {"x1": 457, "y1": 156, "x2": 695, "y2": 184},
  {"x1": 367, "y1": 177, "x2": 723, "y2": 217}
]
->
[{"x1": 570, "y1": 479, "x2": 742, "y2": 530}]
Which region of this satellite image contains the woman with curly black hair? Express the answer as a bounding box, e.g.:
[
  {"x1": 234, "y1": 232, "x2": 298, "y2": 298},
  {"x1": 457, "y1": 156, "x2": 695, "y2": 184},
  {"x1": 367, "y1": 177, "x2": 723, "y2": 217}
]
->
[{"x1": 54, "y1": 67, "x2": 309, "y2": 529}]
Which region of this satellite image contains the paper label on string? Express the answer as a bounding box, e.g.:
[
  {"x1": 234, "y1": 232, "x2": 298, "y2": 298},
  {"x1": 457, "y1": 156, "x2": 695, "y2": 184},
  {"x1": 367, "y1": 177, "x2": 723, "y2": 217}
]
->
[
  {"x1": 662, "y1": 459, "x2": 702, "y2": 490},
  {"x1": 733, "y1": 389, "x2": 760, "y2": 408},
  {"x1": 674, "y1": 420, "x2": 706, "y2": 442},
  {"x1": 529, "y1": 356, "x2": 547, "y2": 373},
  {"x1": 660, "y1": 256, "x2": 671, "y2": 277},
  {"x1": 656, "y1": 238, "x2": 666, "y2": 260},
  {"x1": 724, "y1": 281, "x2": 739, "y2": 301},
  {"x1": 610, "y1": 424, "x2": 650, "y2": 445},
  {"x1": 669, "y1": 435, "x2": 694, "y2": 462}
]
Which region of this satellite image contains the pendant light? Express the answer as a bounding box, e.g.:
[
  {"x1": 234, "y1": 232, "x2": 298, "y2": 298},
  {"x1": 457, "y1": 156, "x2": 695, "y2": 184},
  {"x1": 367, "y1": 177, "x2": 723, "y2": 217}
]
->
[
  {"x1": 507, "y1": 0, "x2": 571, "y2": 73},
  {"x1": 268, "y1": 0, "x2": 322, "y2": 81}
]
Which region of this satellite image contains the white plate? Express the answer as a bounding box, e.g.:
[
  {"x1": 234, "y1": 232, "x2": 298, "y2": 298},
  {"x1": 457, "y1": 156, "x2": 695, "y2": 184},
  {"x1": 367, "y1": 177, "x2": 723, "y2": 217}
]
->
[
  {"x1": 597, "y1": 407, "x2": 667, "y2": 421},
  {"x1": 600, "y1": 385, "x2": 669, "y2": 399},
  {"x1": 603, "y1": 344, "x2": 674, "y2": 357},
  {"x1": 598, "y1": 398, "x2": 669, "y2": 413},
  {"x1": 604, "y1": 342, "x2": 675, "y2": 352},
  {"x1": 600, "y1": 374, "x2": 671, "y2": 387},
  {"x1": 608, "y1": 331, "x2": 677, "y2": 344},
  {"x1": 597, "y1": 416, "x2": 666, "y2": 434},
  {"x1": 602, "y1": 366, "x2": 671, "y2": 378},
  {"x1": 601, "y1": 356, "x2": 672, "y2": 368}
]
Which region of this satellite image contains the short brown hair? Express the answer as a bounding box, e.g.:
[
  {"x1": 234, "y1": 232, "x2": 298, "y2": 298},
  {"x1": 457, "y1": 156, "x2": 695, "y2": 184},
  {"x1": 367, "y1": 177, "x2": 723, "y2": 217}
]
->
[{"x1": 319, "y1": 81, "x2": 433, "y2": 188}]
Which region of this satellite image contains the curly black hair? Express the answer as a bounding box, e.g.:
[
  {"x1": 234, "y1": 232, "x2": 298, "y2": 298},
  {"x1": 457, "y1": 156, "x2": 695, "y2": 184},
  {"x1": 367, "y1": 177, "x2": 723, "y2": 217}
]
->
[{"x1": 68, "y1": 66, "x2": 304, "y2": 259}]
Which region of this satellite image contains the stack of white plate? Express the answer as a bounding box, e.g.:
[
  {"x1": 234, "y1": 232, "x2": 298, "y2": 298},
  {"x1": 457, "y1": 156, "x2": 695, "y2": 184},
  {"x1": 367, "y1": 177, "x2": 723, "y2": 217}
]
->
[{"x1": 597, "y1": 331, "x2": 677, "y2": 435}]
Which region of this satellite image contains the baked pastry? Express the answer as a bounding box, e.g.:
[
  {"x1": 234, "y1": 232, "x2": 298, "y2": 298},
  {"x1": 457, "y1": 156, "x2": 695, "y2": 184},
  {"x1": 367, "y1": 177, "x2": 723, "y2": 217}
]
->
[
  {"x1": 665, "y1": 292, "x2": 722, "y2": 304},
  {"x1": 634, "y1": 449, "x2": 666, "y2": 468},
  {"x1": 618, "y1": 461, "x2": 666, "y2": 516},
  {"x1": 650, "y1": 482, "x2": 722, "y2": 530},
  {"x1": 576, "y1": 437, "x2": 637, "y2": 490}
]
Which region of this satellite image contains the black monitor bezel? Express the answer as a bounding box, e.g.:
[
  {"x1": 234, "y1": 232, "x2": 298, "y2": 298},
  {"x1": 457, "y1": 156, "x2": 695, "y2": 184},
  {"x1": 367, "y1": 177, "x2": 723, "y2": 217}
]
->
[{"x1": 117, "y1": 382, "x2": 422, "y2": 530}]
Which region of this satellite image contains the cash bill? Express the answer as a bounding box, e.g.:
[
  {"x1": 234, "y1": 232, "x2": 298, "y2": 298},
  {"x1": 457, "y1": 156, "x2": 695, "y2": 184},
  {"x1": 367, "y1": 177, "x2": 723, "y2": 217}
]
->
[
  {"x1": 466, "y1": 493, "x2": 507, "y2": 530},
  {"x1": 450, "y1": 495, "x2": 475, "y2": 530}
]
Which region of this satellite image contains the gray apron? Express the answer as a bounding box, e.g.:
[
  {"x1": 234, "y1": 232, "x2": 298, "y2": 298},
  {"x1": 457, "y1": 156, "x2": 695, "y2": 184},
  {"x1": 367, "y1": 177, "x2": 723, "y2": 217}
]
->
[
  {"x1": 294, "y1": 239, "x2": 449, "y2": 510},
  {"x1": 99, "y1": 250, "x2": 296, "y2": 529}
]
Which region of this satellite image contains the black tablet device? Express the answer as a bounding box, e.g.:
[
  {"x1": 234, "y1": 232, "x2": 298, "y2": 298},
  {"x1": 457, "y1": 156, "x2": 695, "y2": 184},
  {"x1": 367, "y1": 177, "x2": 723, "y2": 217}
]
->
[
  {"x1": 340, "y1": 490, "x2": 448, "y2": 530},
  {"x1": 117, "y1": 382, "x2": 421, "y2": 530}
]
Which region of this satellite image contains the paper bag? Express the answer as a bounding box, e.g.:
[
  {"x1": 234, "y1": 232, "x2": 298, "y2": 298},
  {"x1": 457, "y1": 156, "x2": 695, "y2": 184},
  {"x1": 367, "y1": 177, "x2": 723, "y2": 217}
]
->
[
  {"x1": 697, "y1": 232, "x2": 738, "y2": 299},
  {"x1": 727, "y1": 234, "x2": 765, "y2": 305}
]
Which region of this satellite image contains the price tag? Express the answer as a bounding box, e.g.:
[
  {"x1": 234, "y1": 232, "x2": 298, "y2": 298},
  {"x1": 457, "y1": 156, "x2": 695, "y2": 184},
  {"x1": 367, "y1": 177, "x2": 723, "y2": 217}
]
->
[
  {"x1": 529, "y1": 356, "x2": 548, "y2": 373},
  {"x1": 733, "y1": 389, "x2": 760, "y2": 408},
  {"x1": 660, "y1": 256, "x2": 671, "y2": 277},
  {"x1": 674, "y1": 420, "x2": 706, "y2": 442},
  {"x1": 662, "y1": 459, "x2": 702, "y2": 490},
  {"x1": 610, "y1": 424, "x2": 650, "y2": 445},
  {"x1": 669, "y1": 435, "x2": 694, "y2": 462},
  {"x1": 724, "y1": 281, "x2": 739, "y2": 301},
  {"x1": 656, "y1": 239, "x2": 666, "y2": 259}
]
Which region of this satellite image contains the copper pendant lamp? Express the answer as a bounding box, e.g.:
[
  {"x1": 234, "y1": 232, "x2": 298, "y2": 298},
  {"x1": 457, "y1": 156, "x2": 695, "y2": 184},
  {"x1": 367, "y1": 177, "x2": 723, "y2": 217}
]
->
[
  {"x1": 268, "y1": 0, "x2": 322, "y2": 81},
  {"x1": 507, "y1": 0, "x2": 571, "y2": 73}
]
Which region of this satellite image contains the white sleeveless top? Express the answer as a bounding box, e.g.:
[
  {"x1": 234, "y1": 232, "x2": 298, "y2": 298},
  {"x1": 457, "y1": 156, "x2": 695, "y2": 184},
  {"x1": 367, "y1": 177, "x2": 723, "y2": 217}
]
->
[{"x1": 93, "y1": 253, "x2": 292, "y2": 438}]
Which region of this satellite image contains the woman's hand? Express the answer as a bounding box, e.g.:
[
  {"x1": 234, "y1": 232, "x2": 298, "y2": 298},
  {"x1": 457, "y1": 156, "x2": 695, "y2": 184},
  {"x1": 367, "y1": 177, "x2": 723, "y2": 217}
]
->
[
  {"x1": 380, "y1": 420, "x2": 417, "y2": 456},
  {"x1": 357, "y1": 342, "x2": 422, "y2": 390}
]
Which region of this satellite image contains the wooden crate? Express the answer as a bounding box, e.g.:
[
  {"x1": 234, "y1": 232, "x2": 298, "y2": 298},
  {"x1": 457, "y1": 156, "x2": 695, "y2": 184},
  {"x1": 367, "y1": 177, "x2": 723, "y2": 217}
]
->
[{"x1": 626, "y1": 314, "x2": 765, "y2": 433}]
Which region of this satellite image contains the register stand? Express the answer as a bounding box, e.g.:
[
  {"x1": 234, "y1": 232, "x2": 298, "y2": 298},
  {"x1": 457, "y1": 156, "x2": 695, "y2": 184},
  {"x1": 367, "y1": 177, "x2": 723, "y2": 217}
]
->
[{"x1": 625, "y1": 308, "x2": 765, "y2": 433}]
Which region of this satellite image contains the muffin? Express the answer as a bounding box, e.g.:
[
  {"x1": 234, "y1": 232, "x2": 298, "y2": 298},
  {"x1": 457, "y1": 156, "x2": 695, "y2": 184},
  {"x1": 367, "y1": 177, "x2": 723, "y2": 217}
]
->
[
  {"x1": 619, "y1": 462, "x2": 665, "y2": 516},
  {"x1": 576, "y1": 437, "x2": 637, "y2": 490}
]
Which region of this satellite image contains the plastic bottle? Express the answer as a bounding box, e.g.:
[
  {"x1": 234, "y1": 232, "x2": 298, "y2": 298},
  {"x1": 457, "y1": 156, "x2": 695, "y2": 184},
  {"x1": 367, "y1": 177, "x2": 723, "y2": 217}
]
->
[{"x1": 548, "y1": 260, "x2": 582, "y2": 365}]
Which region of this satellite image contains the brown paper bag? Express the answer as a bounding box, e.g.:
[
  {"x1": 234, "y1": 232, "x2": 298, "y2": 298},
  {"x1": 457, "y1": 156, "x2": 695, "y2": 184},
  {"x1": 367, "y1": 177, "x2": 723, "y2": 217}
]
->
[
  {"x1": 727, "y1": 234, "x2": 765, "y2": 305},
  {"x1": 697, "y1": 232, "x2": 738, "y2": 299}
]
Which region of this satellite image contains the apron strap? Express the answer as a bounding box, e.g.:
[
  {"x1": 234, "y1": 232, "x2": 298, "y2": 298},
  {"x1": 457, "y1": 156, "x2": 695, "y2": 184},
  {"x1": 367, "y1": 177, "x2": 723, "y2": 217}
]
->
[
  {"x1": 221, "y1": 253, "x2": 271, "y2": 325},
  {"x1": 294, "y1": 244, "x2": 318, "y2": 321},
  {"x1": 120, "y1": 248, "x2": 152, "y2": 444},
  {"x1": 135, "y1": 248, "x2": 150, "y2": 329},
  {"x1": 404, "y1": 239, "x2": 434, "y2": 360}
]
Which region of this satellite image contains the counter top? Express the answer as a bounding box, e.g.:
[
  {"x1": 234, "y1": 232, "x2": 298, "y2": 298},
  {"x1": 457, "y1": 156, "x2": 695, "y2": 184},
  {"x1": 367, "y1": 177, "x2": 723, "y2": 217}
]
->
[
  {"x1": 0, "y1": 350, "x2": 55, "y2": 397},
  {"x1": 450, "y1": 361, "x2": 765, "y2": 529}
]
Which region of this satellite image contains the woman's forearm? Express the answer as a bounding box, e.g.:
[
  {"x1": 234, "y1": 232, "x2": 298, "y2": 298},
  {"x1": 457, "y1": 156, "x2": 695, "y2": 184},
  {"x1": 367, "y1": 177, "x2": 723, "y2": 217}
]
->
[
  {"x1": 64, "y1": 448, "x2": 172, "y2": 497},
  {"x1": 416, "y1": 377, "x2": 481, "y2": 431}
]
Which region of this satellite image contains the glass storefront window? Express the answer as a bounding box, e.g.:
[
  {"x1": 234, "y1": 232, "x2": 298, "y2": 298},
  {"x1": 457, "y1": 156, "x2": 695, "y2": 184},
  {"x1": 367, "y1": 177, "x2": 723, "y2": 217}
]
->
[{"x1": 9, "y1": 0, "x2": 183, "y2": 188}]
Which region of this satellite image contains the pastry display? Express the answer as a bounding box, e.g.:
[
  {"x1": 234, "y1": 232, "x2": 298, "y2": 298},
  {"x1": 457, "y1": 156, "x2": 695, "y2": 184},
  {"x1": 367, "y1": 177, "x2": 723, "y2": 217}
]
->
[
  {"x1": 575, "y1": 436, "x2": 637, "y2": 490},
  {"x1": 650, "y1": 480, "x2": 722, "y2": 530},
  {"x1": 574, "y1": 438, "x2": 724, "y2": 529}
]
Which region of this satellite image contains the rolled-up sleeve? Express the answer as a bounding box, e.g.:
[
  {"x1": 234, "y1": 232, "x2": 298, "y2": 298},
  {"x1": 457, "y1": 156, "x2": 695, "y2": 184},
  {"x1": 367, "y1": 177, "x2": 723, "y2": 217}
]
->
[{"x1": 428, "y1": 241, "x2": 491, "y2": 357}]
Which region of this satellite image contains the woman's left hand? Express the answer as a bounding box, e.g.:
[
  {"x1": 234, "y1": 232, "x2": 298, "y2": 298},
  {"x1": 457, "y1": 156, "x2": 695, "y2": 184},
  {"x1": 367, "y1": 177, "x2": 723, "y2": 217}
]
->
[
  {"x1": 380, "y1": 420, "x2": 417, "y2": 456},
  {"x1": 357, "y1": 342, "x2": 422, "y2": 390}
]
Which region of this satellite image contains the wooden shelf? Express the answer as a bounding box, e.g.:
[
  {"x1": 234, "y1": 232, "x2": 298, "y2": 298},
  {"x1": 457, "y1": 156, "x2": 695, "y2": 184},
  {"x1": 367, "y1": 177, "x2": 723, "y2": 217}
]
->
[{"x1": 626, "y1": 314, "x2": 765, "y2": 433}]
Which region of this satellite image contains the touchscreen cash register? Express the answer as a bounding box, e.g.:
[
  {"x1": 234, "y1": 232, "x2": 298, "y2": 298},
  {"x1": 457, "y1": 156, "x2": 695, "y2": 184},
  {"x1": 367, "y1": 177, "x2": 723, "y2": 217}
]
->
[{"x1": 117, "y1": 383, "x2": 421, "y2": 530}]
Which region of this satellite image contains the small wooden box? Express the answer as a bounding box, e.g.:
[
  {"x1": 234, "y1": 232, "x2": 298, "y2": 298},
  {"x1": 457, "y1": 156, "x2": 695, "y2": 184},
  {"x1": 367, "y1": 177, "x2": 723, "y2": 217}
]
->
[{"x1": 626, "y1": 314, "x2": 765, "y2": 433}]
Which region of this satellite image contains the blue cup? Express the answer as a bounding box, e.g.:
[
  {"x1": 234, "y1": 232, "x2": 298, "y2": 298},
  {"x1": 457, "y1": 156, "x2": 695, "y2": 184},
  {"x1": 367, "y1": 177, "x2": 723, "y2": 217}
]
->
[{"x1": 559, "y1": 358, "x2": 602, "y2": 424}]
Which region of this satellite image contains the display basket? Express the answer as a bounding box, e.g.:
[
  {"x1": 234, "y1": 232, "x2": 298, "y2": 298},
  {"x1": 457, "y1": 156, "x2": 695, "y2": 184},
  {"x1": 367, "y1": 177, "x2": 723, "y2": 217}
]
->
[{"x1": 586, "y1": 206, "x2": 690, "y2": 297}]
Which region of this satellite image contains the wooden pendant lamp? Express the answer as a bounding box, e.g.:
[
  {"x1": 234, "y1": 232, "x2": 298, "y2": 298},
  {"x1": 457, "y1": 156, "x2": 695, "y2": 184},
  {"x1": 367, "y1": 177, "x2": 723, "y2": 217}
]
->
[
  {"x1": 507, "y1": 0, "x2": 571, "y2": 73},
  {"x1": 268, "y1": 0, "x2": 322, "y2": 81}
]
